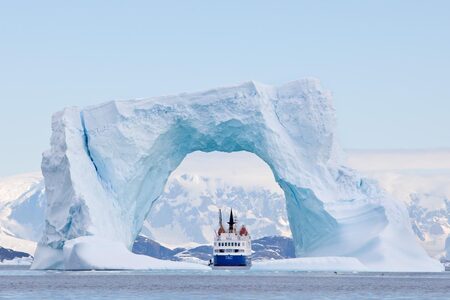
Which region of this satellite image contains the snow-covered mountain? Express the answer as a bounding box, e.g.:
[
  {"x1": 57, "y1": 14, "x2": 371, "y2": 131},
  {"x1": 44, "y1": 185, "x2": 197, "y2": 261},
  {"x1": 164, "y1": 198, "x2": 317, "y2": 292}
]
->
[
  {"x1": 347, "y1": 149, "x2": 450, "y2": 260},
  {"x1": 0, "y1": 172, "x2": 44, "y2": 255},
  {"x1": 146, "y1": 168, "x2": 450, "y2": 259},
  {"x1": 0, "y1": 169, "x2": 289, "y2": 251},
  {"x1": 132, "y1": 235, "x2": 295, "y2": 263},
  {"x1": 0, "y1": 246, "x2": 32, "y2": 264},
  {"x1": 141, "y1": 173, "x2": 289, "y2": 247},
  {"x1": 407, "y1": 193, "x2": 450, "y2": 259},
  {"x1": 1, "y1": 149, "x2": 449, "y2": 262}
]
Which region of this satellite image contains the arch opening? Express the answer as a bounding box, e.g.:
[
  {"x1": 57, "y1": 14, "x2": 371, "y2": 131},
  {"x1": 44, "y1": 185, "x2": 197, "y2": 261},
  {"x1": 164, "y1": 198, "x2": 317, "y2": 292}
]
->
[{"x1": 139, "y1": 150, "x2": 290, "y2": 249}]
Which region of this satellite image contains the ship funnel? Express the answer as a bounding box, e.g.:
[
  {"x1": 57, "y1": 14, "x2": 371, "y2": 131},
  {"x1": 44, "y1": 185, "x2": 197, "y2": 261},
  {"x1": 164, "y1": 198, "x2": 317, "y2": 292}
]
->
[{"x1": 227, "y1": 208, "x2": 236, "y2": 232}]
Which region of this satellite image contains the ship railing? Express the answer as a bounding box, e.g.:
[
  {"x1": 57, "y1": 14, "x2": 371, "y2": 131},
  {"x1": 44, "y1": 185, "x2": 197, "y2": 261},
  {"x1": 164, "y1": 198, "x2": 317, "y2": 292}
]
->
[{"x1": 215, "y1": 235, "x2": 250, "y2": 241}]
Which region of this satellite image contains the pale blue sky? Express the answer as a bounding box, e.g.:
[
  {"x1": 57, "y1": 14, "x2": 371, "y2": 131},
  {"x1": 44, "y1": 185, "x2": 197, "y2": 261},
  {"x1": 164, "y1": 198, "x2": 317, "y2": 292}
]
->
[{"x1": 0, "y1": 1, "x2": 449, "y2": 177}]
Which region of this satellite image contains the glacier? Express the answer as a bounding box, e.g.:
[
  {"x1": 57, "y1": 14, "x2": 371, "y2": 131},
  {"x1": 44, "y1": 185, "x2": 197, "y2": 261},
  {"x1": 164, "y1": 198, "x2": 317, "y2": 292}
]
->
[
  {"x1": 0, "y1": 172, "x2": 44, "y2": 255},
  {"x1": 348, "y1": 149, "x2": 450, "y2": 260},
  {"x1": 32, "y1": 79, "x2": 442, "y2": 271}
]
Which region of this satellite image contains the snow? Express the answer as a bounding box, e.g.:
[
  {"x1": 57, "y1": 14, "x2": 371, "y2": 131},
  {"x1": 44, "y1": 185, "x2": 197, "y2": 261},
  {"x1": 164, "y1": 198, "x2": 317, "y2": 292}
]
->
[
  {"x1": 347, "y1": 149, "x2": 450, "y2": 209},
  {"x1": 0, "y1": 234, "x2": 36, "y2": 256},
  {"x1": 32, "y1": 236, "x2": 207, "y2": 270},
  {"x1": 0, "y1": 160, "x2": 290, "y2": 251},
  {"x1": 347, "y1": 149, "x2": 450, "y2": 260},
  {"x1": 143, "y1": 168, "x2": 289, "y2": 247},
  {"x1": 0, "y1": 172, "x2": 42, "y2": 205},
  {"x1": 252, "y1": 257, "x2": 368, "y2": 272},
  {"x1": 0, "y1": 256, "x2": 33, "y2": 266},
  {"x1": 31, "y1": 79, "x2": 442, "y2": 271},
  {"x1": 0, "y1": 173, "x2": 43, "y2": 255}
]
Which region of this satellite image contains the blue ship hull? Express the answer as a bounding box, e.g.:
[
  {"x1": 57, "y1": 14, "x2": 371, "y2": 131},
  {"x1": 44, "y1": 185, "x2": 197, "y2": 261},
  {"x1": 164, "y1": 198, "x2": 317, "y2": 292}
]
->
[{"x1": 213, "y1": 255, "x2": 251, "y2": 267}]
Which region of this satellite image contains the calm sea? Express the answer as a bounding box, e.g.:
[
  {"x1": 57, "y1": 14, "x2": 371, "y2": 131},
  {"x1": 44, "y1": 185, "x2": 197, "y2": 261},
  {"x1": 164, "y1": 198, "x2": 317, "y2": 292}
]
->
[{"x1": 1, "y1": 266, "x2": 449, "y2": 299}]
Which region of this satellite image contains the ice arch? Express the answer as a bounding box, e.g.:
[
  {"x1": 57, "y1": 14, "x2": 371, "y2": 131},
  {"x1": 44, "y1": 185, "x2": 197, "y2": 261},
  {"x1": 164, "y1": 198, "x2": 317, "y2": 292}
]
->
[{"x1": 32, "y1": 79, "x2": 441, "y2": 271}]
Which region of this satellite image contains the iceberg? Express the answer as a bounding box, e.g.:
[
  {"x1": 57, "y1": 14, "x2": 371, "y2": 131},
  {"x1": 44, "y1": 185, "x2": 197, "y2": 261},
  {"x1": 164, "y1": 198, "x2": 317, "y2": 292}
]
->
[
  {"x1": 32, "y1": 236, "x2": 208, "y2": 270},
  {"x1": 252, "y1": 257, "x2": 368, "y2": 272},
  {"x1": 32, "y1": 79, "x2": 442, "y2": 271}
]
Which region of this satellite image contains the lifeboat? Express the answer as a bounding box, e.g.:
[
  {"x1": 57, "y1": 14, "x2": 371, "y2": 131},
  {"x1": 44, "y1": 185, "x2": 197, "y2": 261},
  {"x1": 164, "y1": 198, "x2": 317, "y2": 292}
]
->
[{"x1": 239, "y1": 225, "x2": 248, "y2": 236}]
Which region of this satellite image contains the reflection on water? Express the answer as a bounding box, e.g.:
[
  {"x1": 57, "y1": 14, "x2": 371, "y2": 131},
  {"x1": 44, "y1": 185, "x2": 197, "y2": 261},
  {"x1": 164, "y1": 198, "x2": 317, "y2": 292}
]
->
[{"x1": 1, "y1": 266, "x2": 450, "y2": 299}]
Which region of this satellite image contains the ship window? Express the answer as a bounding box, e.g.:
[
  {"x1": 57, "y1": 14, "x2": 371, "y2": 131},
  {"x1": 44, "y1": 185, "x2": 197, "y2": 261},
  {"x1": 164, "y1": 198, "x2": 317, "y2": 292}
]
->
[{"x1": 238, "y1": 242, "x2": 240, "y2": 246}]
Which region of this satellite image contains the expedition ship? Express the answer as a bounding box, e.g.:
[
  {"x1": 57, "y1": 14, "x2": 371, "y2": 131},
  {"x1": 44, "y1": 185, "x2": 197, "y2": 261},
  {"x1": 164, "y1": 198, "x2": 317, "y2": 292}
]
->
[{"x1": 210, "y1": 209, "x2": 252, "y2": 268}]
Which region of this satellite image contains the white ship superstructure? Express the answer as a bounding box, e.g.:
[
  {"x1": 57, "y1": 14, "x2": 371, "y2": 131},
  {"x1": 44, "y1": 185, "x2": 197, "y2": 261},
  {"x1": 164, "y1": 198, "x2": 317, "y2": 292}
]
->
[{"x1": 211, "y1": 209, "x2": 252, "y2": 268}]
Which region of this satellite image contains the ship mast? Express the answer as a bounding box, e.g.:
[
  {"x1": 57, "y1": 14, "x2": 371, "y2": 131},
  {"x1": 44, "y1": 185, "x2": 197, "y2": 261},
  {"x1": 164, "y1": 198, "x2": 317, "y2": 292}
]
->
[{"x1": 218, "y1": 208, "x2": 225, "y2": 235}]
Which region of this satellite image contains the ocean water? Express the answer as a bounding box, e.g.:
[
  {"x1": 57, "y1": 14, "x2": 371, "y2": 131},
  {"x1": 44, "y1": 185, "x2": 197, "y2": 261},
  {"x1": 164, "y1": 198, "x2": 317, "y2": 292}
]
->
[{"x1": 1, "y1": 266, "x2": 450, "y2": 299}]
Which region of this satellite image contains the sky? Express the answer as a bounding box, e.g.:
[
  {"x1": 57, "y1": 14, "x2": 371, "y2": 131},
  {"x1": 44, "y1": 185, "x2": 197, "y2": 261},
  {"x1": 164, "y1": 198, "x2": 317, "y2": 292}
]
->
[{"x1": 0, "y1": 1, "x2": 449, "y2": 177}]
